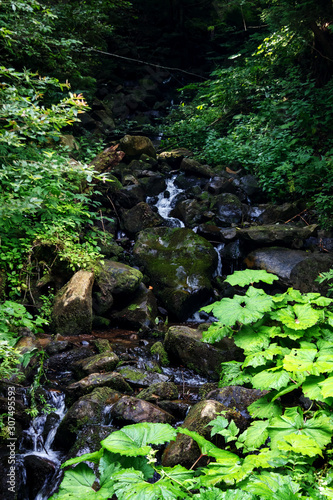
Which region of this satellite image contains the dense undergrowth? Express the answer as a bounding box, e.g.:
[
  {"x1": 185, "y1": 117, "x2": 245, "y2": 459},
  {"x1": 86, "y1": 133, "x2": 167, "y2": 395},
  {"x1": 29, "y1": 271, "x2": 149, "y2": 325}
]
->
[
  {"x1": 160, "y1": 27, "x2": 333, "y2": 228},
  {"x1": 50, "y1": 270, "x2": 333, "y2": 499}
]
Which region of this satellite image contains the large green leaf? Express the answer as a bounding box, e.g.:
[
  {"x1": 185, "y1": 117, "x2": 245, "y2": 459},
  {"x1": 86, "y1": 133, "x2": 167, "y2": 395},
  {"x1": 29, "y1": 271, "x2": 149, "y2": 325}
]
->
[
  {"x1": 237, "y1": 420, "x2": 269, "y2": 451},
  {"x1": 248, "y1": 394, "x2": 282, "y2": 419},
  {"x1": 268, "y1": 407, "x2": 333, "y2": 451},
  {"x1": 225, "y1": 269, "x2": 279, "y2": 287},
  {"x1": 112, "y1": 468, "x2": 189, "y2": 500},
  {"x1": 283, "y1": 347, "x2": 317, "y2": 373},
  {"x1": 202, "y1": 287, "x2": 273, "y2": 327},
  {"x1": 270, "y1": 304, "x2": 320, "y2": 330},
  {"x1": 220, "y1": 361, "x2": 253, "y2": 387},
  {"x1": 101, "y1": 423, "x2": 177, "y2": 457},
  {"x1": 251, "y1": 368, "x2": 290, "y2": 391},
  {"x1": 234, "y1": 325, "x2": 270, "y2": 354},
  {"x1": 243, "y1": 471, "x2": 300, "y2": 499},
  {"x1": 319, "y1": 376, "x2": 333, "y2": 399},
  {"x1": 276, "y1": 432, "x2": 324, "y2": 457},
  {"x1": 49, "y1": 463, "x2": 108, "y2": 500}
]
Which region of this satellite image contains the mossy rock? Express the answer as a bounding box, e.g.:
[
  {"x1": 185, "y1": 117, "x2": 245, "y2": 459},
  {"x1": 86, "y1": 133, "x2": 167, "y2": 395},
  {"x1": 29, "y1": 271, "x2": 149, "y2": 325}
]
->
[
  {"x1": 54, "y1": 387, "x2": 121, "y2": 450},
  {"x1": 150, "y1": 341, "x2": 169, "y2": 366},
  {"x1": 111, "y1": 283, "x2": 158, "y2": 331},
  {"x1": 116, "y1": 365, "x2": 169, "y2": 387},
  {"x1": 137, "y1": 382, "x2": 178, "y2": 402},
  {"x1": 66, "y1": 371, "x2": 132, "y2": 403},
  {"x1": 111, "y1": 395, "x2": 175, "y2": 425},
  {"x1": 133, "y1": 227, "x2": 217, "y2": 320},
  {"x1": 73, "y1": 351, "x2": 119, "y2": 378},
  {"x1": 52, "y1": 270, "x2": 94, "y2": 336}
]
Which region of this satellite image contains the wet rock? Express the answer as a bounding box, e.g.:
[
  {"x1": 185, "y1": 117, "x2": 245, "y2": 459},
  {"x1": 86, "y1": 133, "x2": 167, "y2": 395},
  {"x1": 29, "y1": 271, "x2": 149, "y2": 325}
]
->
[
  {"x1": 52, "y1": 270, "x2": 94, "y2": 336},
  {"x1": 94, "y1": 260, "x2": 143, "y2": 315},
  {"x1": 150, "y1": 341, "x2": 169, "y2": 366},
  {"x1": 244, "y1": 247, "x2": 311, "y2": 280},
  {"x1": 162, "y1": 399, "x2": 242, "y2": 468},
  {"x1": 133, "y1": 227, "x2": 217, "y2": 320},
  {"x1": 54, "y1": 387, "x2": 122, "y2": 450},
  {"x1": 239, "y1": 174, "x2": 261, "y2": 201},
  {"x1": 164, "y1": 325, "x2": 239, "y2": 380},
  {"x1": 45, "y1": 340, "x2": 70, "y2": 356},
  {"x1": 197, "y1": 224, "x2": 237, "y2": 243},
  {"x1": 67, "y1": 424, "x2": 116, "y2": 459},
  {"x1": 206, "y1": 386, "x2": 269, "y2": 418},
  {"x1": 111, "y1": 283, "x2": 158, "y2": 330},
  {"x1": 237, "y1": 223, "x2": 317, "y2": 246},
  {"x1": 111, "y1": 395, "x2": 175, "y2": 425},
  {"x1": 46, "y1": 347, "x2": 93, "y2": 372},
  {"x1": 180, "y1": 158, "x2": 213, "y2": 177},
  {"x1": 138, "y1": 174, "x2": 166, "y2": 196},
  {"x1": 119, "y1": 134, "x2": 156, "y2": 159},
  {"x1": 157, "y1": 400, "x2": 191, "y2": 420},
  {"x1": 258, "y1": 202, "x2": 301, "y2": 224},
  {"x1": 89, "y1": 145, "x2": 125, "y2": 175},
  {"x1": 116, "y1": 184, "x2": 146, "y2": 208},
  {"x1": 73, "y1": 352, "x2": 120, "y2": 378},
  {"x1": 171, "y1": 198, "x2": 211, "y2": 228},
  {"x1": 290, "y1": 253, "x2": 333, "y2": 294},
  {"x1": 117, "y1": 365, "x2": 169, "y2": 387},
  {"x1": 157, "y1": 148, "x2": 193, "y2": 167},
  {"x1": 24, "y1": 455, "x2": 56, "y2": 499},
  {"x1": 121, "y1": 202, "x2": 164, "y2": 234},
  {"x1": 137, "y1": 382, "x2": 178, "y2": 402},
  {"x1": 206, "y1": 174, "x2": 239, "y2": 196},
  {"x1": 93, "y1": 338, "x2": 112, "y2": 353},
  {"x1": 66, "y1": 372, "x2": 132, "y2": 402},
  {"x1": 214, "y1": 193, "x2": 243, "y2": 226}
]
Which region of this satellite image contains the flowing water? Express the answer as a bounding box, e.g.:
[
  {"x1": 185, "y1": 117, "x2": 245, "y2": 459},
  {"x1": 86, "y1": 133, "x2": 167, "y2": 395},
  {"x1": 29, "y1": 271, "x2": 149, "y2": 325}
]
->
[{"x1": 148, "y1": 174, "x2": 185, "y2": 227}]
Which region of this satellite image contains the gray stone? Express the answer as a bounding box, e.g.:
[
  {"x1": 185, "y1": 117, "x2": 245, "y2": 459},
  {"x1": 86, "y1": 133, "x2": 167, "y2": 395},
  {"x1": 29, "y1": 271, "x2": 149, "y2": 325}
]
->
[
  {"x1": 111, "y1": 395, "x2": 175, "y2": 425},
  {"x1": 52, "y1": 270, "x2": 94, "y2": 336}
]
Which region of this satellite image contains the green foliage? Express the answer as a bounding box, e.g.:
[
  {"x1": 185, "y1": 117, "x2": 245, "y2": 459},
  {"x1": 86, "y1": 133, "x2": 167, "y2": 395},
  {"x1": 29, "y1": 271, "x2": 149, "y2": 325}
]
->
[
  {"x1": 0, "y1": 300, "x2": 45, "y2": 381},
  {"x1": 162, "y1": 20, "x2": 333, "y2": 227}
]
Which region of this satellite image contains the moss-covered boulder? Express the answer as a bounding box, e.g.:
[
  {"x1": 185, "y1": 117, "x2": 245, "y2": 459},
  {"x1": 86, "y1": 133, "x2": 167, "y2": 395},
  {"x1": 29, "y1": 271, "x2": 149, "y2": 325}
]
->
[
  {"x1": 121, "y1": 202, "x2": 164, "y2": 235},
  {"x1": 162, "y1": 400, "x2": 242, "y2": 468},
  {"x1": 133, "y1": 227, "x2": 217, "y2": 320},
  {"x1": 73, "y1": 352, "x2": 120, "y2": 378},
  {"x1": 116, "y1": 365, "x2": 169, "y2": 387},
  {"x1": 206, "y1": 386, "x2": 269, "y2": 418},
  {"x1": 119, "y1": 134, "x2": 156, "y2": 159},
  {"x1": 164, "y1": 325, "x2": 240, "y2": 380},
  {"x1": 66, "y1": 372, "x2": 132, "y2": 402},
  {"x1": 111, "y1": 395, "x2": 175, "y2": 425},
  {"x1": 94, "y1": 260, "x2": 143, "y2": 315},
  {"x1": 237, "y1": 223, "x2": 317, "y2": 246},
  {"x1": 137, "y1": 382, "x2": 178, "y2": 402},
  {"x1": 54, "y1": 387, "x2": 121, "y2": 450},
  {"x1": 111, "y1": 283, "x2": 158, "y2": 330},
  {"x1": 180, "y1": 157, "x2": 213, "y2": 177},
  {"x1": 150, "y1": 341, "x2": 169, "y2": 366},
  {"x1": 52, "y1": 270, "x2": 94, "y2": 336},
  {"x1": 214, "y1": 193, "x2": 243, "y2": 226}
]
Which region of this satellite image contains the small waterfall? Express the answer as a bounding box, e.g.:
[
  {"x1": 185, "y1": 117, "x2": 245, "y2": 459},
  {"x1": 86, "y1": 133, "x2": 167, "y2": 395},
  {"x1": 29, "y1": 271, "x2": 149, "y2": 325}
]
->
[
  {"x1": 214, "y1": 243, "x2": 225, "y2": 277},
  {"x1": 19, "y1": 390, "x2": 66, "y2": 500},
  {"x1": 148, "y1": 174, "x2": 185, "y2": 227}
]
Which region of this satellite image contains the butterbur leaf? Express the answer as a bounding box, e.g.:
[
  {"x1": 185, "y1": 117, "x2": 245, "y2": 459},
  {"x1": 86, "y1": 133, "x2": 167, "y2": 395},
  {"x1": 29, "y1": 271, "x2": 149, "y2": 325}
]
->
[
  {"x1": 49, "y1": 463, "x2": 102, "y2": 500},
  {"x1": 276, "y1": 432, "x2": 323, "y2": 457},
  {"x1": 283, "y1": 347, "x2": 317, "y2": 373},
  {"x1": 248, "y1": 394, "x2": 282, "y2": 419},
  {"x1": 225, "y1": 269, "x2": 278, "y2": 287},
  {"x1": 234, "y1": 325, "x2": 270, "y2": 354},
  {"x1": 112, "y1": 468, "x2": 186, "y2": 500},
  {"x1": 270, "y1": 304, "x2": 319, "y2": 330},
  {"x1": 251, "y1": 367, "x2": 290, "y2": 391},
  {"x1": 209, "y1": 415, "x2": 229, "y2": 437},
  {"x1": 237, "y1": 420, "x2": 269, "y2": 451},
  {"x1": 201, "y1": 324, "x2": 232, "y2": 344},
  {"x1": 319, "y1": 376, "x2": 333, "y2": 399},
  {"x1": 220, "y1": 361, "x2": 252, "y2": 387},
  {"x1": 243, "y1": 471, "x2": 300, "y2": 499},
  {"x1": 101, "y1": 422, "x2": 177, "y2": 457},
  {"x1": 200, "y1": 461, "x2": 254, "y2": 486}
]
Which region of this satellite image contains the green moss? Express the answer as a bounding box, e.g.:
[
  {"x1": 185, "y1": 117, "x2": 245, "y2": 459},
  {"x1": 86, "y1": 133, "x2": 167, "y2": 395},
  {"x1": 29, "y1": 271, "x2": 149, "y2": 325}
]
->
[{"x1": 150, "y1": 341, "x2": 169, "y2": 366}]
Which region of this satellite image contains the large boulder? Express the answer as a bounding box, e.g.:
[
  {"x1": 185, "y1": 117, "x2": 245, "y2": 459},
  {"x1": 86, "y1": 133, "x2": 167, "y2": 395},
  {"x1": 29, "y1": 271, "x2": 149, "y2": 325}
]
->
[
  {"x1": 121, "y1": 202, "x2": 164, "y2": 234},
  {"x1": 52, "y1": 270, "x2": 94, "y2": 336},
  {"x1": 54, "y1": 387, "x2": 121, "y2": 449},
  {"x1": 164, "y1": 325, "x2": 242, "y2": 380},
  {"x1": 162, "y1": 399, "x2": 243, "y2": 468},
  {"x1": 111, "y1": 283, "x2": 158, "y2": 330},
  {"x1": 94, "y1": 260, "x2": 143, "y2": 315},
  {"x1": 110, "y1": 395, "x2": 175, "y2": 425},
  {"x1": 133, "y1": 227, "x2": 217, "y2": 320},
  {"x1": 119, "y1": 134, "x2": 156, "y2": 159},
  {"x1": 237, "y1": 223, "x2": 317, "y2": 246}
]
